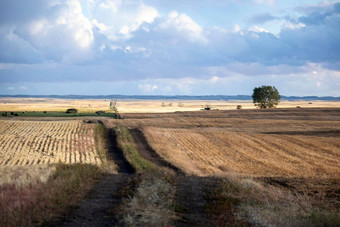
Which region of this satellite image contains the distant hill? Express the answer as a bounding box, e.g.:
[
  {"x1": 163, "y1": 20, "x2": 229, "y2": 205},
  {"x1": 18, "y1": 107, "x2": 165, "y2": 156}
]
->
[{"x1": 0, "y1": 94, "x2": 339, "y2": 101}]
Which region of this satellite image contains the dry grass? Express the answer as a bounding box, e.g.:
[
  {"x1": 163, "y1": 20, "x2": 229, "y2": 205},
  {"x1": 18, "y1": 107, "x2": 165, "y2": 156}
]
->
[
  {"x1": 0, "y1": 164, "x2": 102, "y2": 226},
  {"x1": 211, "y1": 174, "x2": 340, "y2": 226},
  {"x1": 0, "y1": 120, "x2": 101, "y2": 166},
  {"x1": 0, "y1": 165, "x2": 55, "y2": 187}
]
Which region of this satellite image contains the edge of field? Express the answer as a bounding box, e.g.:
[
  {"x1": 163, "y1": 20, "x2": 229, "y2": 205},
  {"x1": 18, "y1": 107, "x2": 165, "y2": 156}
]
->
[{"x1": 0, "y1": 122, "x2": 114, "y2": 226}]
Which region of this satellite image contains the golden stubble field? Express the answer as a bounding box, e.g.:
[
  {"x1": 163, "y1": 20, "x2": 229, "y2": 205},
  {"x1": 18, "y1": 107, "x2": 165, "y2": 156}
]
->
[
  {"x1": 0, "y1": 119, "x2": 101, "y2": 186},
  {"x1": 0, "y1": 120, "x2": 100, "y2": 166},
  {"x1": 107, "y1": 108, "x2": 340, "y2": 179}
]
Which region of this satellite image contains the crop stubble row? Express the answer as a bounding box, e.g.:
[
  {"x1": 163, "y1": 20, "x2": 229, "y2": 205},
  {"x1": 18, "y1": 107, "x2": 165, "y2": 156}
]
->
[
  {"x1": 0, "y1": 120, "x2": 101, "y2": 166},
  {"x1": 143, "y1": 127, "x2": 340, "y2": 178}
]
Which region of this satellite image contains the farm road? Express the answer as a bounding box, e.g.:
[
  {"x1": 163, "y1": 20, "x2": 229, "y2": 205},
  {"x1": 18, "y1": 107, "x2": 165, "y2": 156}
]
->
[
  {"x1": 130, "y1": 128, "x2": 219, "y2": 226},
  {"x1": 47, "y1": 127, "x2": 135, "y2": 227},
  {"x1": 130, "y1": 128, "x2": 182, "y2": 173}
]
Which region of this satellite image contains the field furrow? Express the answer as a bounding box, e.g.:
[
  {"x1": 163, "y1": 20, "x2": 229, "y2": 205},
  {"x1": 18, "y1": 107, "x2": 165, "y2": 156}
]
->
[{"x1": 0, "y1": 120, "x2": 100, "y2": 166}]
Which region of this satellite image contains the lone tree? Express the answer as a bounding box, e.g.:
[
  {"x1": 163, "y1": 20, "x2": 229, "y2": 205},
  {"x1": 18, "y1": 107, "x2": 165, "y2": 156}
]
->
[{"x1": 252, "y1": 85, "x2": 281, "y2": 108}]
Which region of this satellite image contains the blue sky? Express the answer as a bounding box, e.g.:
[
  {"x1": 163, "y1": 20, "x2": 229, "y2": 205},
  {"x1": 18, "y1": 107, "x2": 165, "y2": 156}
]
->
[{"x1": 0, "y1": 0, "x2": 339, "y2": 96}]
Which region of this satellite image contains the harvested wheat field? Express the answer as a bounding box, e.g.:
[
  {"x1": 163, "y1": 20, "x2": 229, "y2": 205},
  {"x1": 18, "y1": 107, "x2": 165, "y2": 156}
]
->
[
  {"x1": 106, "y1": 108, "x2": 340, "y2": 178},
  {"x1": 107, "y1": 108, "x2": 340, "y2": 209},
  {"x1": 0, "y1": 120, "x2": 101, "y2": 166},
  {"x1": 143, "y1": 127, "x2": 340, "y2": 178}
]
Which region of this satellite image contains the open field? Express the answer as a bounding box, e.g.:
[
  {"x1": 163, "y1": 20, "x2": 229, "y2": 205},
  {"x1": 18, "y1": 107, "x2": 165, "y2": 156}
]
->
[
  {"x1": 1, "y1": 100, "x2": 340, "y2": 225},
  {"x1": 143, "y1": 127, "x2": 340, "y2": 178},
  {"x1": 106, "y1": 107, "x2": 340, "y2": 211},
  {"x1": 0, "y1": 120, "x2": 101, "y2": 166},
  {"x1": 0, "y1": 98, "x2": 112, "y2": 113},
  {"x1": 1, "y1": 97, "x2": 340, "y2": 113},
  {"x1": 107, "y1": 108, "x2": 340, "y2": 178}
]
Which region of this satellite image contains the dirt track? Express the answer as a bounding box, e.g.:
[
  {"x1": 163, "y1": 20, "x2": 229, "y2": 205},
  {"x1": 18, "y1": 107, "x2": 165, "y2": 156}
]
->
[
  {"x1": 130, "y1": 128, "x2": 220, "y2": 226},
  {"x1": 47, "y1": 127, "x2": 135, "y2": 227},
  {"x1": 130, "y1": 128, "x2": 182, "y2": 173}
]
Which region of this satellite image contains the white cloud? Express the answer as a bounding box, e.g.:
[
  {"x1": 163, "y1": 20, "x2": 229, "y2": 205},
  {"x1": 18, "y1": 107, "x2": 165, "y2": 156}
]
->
[
  {"x1": 158, "y1": 11, "x2": 204, "y2": 41},
  {"x1": 249, "y1": 25, "x2": 269, "y2": 33},
  {"x1": 20, "y1": 86, "x2": 28, "y2": 90},
  {"x1": 282, "y1": 22, "x2": 306, "y2": 30},
  {"x1": 7, "y1": 86, "x2": 14, "y2": 90},
  {"x1": 254, "y1": 0, "x2": 275, "y2": 5},
  {"x1": 28, "y1": 19, "x2": 50, "y2": 35},
  {"x1": 138, "y1": 84, "x2": 158, "y2": 93}
]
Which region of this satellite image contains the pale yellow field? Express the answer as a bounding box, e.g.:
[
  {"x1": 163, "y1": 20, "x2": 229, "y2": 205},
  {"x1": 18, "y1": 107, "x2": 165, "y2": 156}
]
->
[
  {"x1": 0, "y1": 120, "x2": 101, "y2": 166},
  {"x1": 0, "y1": 98, "x2": 112, "y2": 113},
  {"x1": 112, "y1": 100, "x2": 340, "y2": 113},
  {"x1": 1, "y1": 98, "x2": 339, "y2": 113}
]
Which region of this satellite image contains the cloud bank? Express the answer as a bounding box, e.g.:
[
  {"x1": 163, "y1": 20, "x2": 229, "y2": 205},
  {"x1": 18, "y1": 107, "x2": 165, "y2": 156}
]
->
[{"x1": 0, "y1": 0, "x2": 339, "y2": 95}]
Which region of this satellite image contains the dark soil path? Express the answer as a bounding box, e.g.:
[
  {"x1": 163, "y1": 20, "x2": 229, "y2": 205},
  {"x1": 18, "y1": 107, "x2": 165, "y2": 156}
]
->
[
  {"x1": 47, "y1": 174, "x2": 133, "y2": 227},
  {"x1": 129, "y1": 128, "x2": 182, "y2": 173},
  {"x1": 174, "y1": 176, "x2": 219, "y2": 227},
  {"x1": 47, "y1": 127, "x2": 135, "y2": 227},
  {"x1": 107, "y1": 128, "x2": 135, "y2": 174}
]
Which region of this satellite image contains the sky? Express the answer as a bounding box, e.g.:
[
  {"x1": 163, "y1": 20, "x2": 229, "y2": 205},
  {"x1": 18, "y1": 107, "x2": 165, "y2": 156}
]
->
[{"x1": 0, "y1": 0, "x2": 339, "y2": 96}]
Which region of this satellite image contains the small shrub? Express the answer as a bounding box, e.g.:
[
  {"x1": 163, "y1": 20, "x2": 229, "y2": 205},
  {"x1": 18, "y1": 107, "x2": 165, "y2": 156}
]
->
[
  {"x1": 296, "y1": 106, "x2": 301, "y2": 108},
  {"x1": 65, "y1": 108, "x2": 78, "y2": 113},
  {"x1": 43, "y1": 111, "x2": 47, "y2": 114},
  {"x1": 95, "y1": 111, "x2": 105, "y2": 115},
  {"x1": 237, "y1": 105, "x2": 242, "y2": 109}
]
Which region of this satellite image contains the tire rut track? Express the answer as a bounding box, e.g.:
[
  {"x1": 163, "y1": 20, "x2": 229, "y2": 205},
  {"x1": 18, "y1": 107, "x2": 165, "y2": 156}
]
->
[
  {"x1": 129, "y1": 128, "x2": 182, "y2": 173},
  {"x1": 129, "y1": 128, "x2": 218, "y2": 226},
  {"x1": 47, "y1": 126, "x2": 135, "y2": 227}
]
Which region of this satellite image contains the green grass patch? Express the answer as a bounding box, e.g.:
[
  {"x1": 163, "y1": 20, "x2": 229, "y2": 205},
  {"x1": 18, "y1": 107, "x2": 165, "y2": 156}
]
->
[{"x1": 115, "y1": 126, "x2": 159, "y2": 173}]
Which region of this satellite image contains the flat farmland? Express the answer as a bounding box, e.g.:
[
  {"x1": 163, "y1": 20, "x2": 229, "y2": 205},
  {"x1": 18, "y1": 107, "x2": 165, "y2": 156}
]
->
[
  {"x1": 107, "y1": 108, "x2": 340, "y2": 208},
  {"x1": 0, "y1": 98, "x2": 111, "y2": 113},
  {"x1": 1, "y1": 97, "x2": 340, "y2": 113},
  {"x1": 0, "y1": 120, "x2": 101, "y2": 166},
  {"x1": 143, "y1": 127, "x2": 340, "y2": 177},
  {"x1": 114, "y1": 108, "x2": 340, "y2": 178}
]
